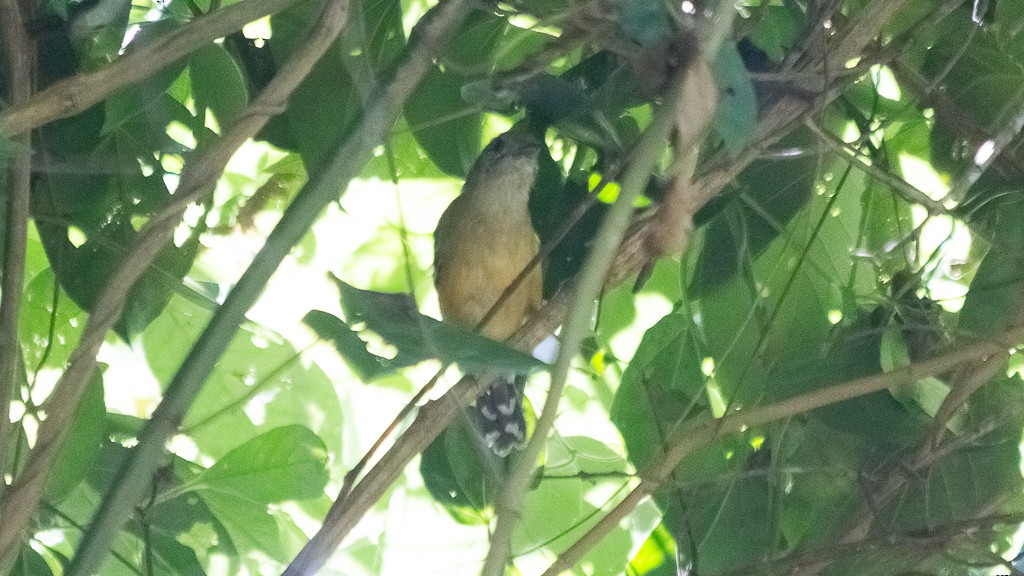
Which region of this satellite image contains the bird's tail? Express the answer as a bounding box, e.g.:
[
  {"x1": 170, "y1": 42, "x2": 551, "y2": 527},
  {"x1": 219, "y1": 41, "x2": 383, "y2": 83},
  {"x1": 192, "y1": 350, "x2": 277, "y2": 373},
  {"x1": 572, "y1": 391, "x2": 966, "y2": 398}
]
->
[{"x1": 476, "y1": 375, "x2": 528, "y2": 457}]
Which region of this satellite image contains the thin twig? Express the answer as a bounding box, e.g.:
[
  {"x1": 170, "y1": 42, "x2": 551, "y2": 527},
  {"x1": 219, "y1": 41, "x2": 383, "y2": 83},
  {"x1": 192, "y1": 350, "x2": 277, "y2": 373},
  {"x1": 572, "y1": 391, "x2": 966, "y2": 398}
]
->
[
  {"x1": 804, "y1": 117, "x2": 947, "y2": 214},
  {"x1": 337, "y1": 365, "x2": 449, "y2": 505}
]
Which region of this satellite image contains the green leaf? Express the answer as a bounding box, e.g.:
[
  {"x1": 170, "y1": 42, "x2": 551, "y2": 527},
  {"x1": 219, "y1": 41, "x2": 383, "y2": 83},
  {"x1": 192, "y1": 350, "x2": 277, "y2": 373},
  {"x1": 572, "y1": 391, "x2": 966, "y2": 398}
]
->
[
  {"x1": 611, "y1": 312, "x2": 778, "y2": 572},
  {"x1": 201, "y1": 491, "x2": 287, "y2": 560},
  {"x1": 882, "y1": 440, "x2": 1022, "y2": 534},
  {"x1": 195, "y1": 425, "x2": 329, "y2": 504},
  {"x1": 420, "y1": 416, "x2": 500, "y2": 514},
  {"x1": 610, "y1": 313, "x2": 704, "y2": 471},
  {"x1": 338, "y1": 281, "x2": 544, "y2": 373},
  {"x1": 690, "y1": 130, "x2": 816, "y2": 296},
  {"x1": 189, "y1": 426, "x2": 328, "y2": 563},
  {"x1": 959, "y1": 201, "x2": 1024, "y2": 334},
  {"x1": 102, "y1": 20, "x2": 189, "y2": 135},
  {"x1": 441, "y1": 10, "x2": 507, "y2": 72},
  {"x1": 493, "y1": 26, "x2": 556, "y2": 72},
  {"x1": 627, "y1": 524, "x2": 677, "y2": 576},
  {"x1": 265, "y1": 1, "x2": 361, "y2": 174},
  {"x1": 514, "y1": 467, "x2": 638, "y2": 574},
  {"x1": 776, "y1": 419, "x2": 866, "y2": 549},
  {"x1": 144, "y1": 532, "x2": 205, "y2": 576},
  {"x1": 190, "y1": 44, "x2": 249, "y2": 132},
  {"x1": 802, "y1": 310, "x2": 930, "y2": 447},
  {"x1": 46, "y1": 369, "x2": 105, "y2": 502},
  {"x1": 659, "y1": 456, "x2": 775, "y2": 573},
  {"x1": 304, "y1": 309, "x2": 404, "y2": 380},
  {"x1": 747, "y1": 5, "x2": 802, "y2": 62},
  {"x1": 19, "y1": 267, "x2": 86, "y2": 371},
  {"x1": 12, "y1": 546, "x2": 53, "y2": 576},
  {"x1": 144, "y1": 296, "x2": 343, "y2": 461},
  {"x1": 404, "y1": 67, "x2": 482, "y2": 177},
  {"x1": 351, "y1": 0, "x2": 405, "y2": 73}
]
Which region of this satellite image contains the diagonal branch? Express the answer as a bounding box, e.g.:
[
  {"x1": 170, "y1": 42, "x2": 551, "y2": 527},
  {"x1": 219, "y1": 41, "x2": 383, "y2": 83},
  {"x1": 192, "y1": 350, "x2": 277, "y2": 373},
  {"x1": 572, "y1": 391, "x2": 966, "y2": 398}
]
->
[
  {"x1": 712, "y1": 512, "x2": 1024, "y2": 576},
  {"x1": 541, "y1": 323, "x2": 1024, "y2": 575},
  {"x1": 65, "y1": 1, "x2": 478, "y2": 575},
  {"x1": 0, "y1": 0, "x2": 352, "y2": 570},
  {"x1": 804, "y1": 117, "x2": 947, "y2": 214},
  {"x1": 0, "y1": 0, "x2": 301, "y2": 138},
  {"x1": 480, "y1": 60, "x2": 689, "y2": 576}
]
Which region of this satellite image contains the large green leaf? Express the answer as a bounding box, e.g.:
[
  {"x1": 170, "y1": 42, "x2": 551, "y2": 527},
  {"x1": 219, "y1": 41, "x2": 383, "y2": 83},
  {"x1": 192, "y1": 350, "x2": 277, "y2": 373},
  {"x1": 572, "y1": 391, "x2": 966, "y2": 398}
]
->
[
  {"x1": 420, "y1": 415, "x2": 500, "y2": 514},
  {"x1": 514, "y1": 449, "x2": 638, "y2": 575},
  {"x1": 610, "y1": 313, "x2": 705, "y2": 471},
  {"x1": 304, "y1": 308, "x2": 405, "y2": 380},
  {"x1": 11, "y1": 546, "x2": 52, "y2": 576},
  {"x1": 690, "y1": 130, "x2": 817, "y2": 296},
  {"x1": 189, "y1": 426, "x2": 329, "y2": 562},
  {"x1": 338, "y1": 281, "x2": 545, "y2": 374},
  {"x1": 143, "y1": 296, "x2": 344, "y2": 461},
  {"x1": 19, "y1": 267, "x2": 86, "y2": 371},
  {"x1": 196, "y1": 425, "x2": 329, "y2": 504},
  {"x1": 747, "y1": 5, "x2": 802, "y2": 62},
  {"x1": 190, "y1": 43, "x2": 249, "y2": 132},
  {"x1": 404, "y1": 67, "x2": 482, "y2": 177},
  {"x1": 265, "y1": 1, "x2": 362, "y2": 174}
]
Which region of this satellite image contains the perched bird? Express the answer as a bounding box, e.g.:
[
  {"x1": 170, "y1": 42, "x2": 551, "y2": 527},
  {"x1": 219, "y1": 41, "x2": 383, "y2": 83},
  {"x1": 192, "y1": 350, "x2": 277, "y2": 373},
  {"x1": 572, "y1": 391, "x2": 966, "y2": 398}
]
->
[{"x1": 433, "y1": 128, "x2": 544, "y2": 457}]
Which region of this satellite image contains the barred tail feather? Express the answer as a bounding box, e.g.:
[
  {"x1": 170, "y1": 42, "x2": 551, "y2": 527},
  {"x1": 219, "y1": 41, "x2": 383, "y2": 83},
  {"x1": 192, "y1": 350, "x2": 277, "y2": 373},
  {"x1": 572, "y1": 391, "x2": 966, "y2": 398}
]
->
[{"x1": 476, "y1": 376, "x2": 527, "y2": 457}]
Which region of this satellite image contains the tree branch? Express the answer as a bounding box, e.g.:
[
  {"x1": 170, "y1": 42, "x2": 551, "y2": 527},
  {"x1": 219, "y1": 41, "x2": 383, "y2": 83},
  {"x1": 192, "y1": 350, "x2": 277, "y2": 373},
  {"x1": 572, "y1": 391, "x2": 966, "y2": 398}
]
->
[
  {"x1": 58, "y1": 1, "x2": 474, "y2": 574},
  {"x1": 541, "y1": 323, "x2": 1024, "y2": 575},
  {"x1": 0, "y1": 0, "x2": 352, "y2": 570},
  {"x1": 0, "y1": 0, "x2": 301, "y2": 138},
  {"x1": 0, "y1": 0, "x2": 35, "y2": 503}
]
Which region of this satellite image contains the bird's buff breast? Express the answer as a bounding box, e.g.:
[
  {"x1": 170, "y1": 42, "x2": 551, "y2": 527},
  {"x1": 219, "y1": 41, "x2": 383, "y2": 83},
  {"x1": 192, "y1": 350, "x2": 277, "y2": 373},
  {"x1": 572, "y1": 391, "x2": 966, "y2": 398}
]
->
[{"x1": 434, "y1": 215, "x2": 541, "y2": 341}]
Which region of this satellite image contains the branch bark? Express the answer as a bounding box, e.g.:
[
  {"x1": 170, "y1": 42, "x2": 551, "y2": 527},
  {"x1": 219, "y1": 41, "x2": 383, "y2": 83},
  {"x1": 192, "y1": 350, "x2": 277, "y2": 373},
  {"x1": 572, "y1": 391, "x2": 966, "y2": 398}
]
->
[
  {"x1": 0, "y1": 0, "x2": 301, "y2": 138},
  {"x1": 0, "y1": 0, "x2": 35, "y2": 503}
]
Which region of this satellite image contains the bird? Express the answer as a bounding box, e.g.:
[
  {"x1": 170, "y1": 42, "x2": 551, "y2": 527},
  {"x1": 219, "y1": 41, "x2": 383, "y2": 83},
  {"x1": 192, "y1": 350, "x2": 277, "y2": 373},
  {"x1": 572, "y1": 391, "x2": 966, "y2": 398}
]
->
[{"x1": 433, "y1": 127, "x2": 544, "y2": 457}]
